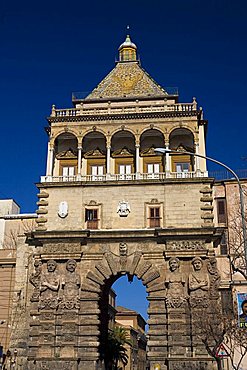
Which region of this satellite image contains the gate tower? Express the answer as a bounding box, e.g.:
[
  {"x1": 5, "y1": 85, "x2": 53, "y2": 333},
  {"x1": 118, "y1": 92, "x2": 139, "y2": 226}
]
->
[{"x1": 20, "y1": 34, "x2": 221, "y2": 370}]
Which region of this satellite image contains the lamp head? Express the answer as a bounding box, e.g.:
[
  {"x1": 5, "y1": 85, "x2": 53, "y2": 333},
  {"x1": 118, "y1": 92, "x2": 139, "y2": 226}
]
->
[{"x1": 154, "y1": 148, "x2": 171, "y2": 155}]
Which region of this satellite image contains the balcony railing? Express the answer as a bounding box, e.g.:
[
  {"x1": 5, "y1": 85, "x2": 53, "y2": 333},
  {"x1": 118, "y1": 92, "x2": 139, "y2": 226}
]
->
[
  {"x1": 51, "y1": 102, "x2": 197, "y2": 118},
  {"x1": 40, "y1": 171, "x2": 208, "y2": 183}
]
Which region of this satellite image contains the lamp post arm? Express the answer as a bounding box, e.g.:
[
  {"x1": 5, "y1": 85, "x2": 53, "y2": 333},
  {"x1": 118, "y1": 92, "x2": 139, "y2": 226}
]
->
[{"x1": 167, "y1": 149, "x2": 247, "y2": 266}]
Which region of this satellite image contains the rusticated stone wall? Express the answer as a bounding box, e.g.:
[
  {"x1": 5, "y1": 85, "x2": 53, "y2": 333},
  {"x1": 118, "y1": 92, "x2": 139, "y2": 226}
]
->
[{"x1": 15, "y1": 234, "x2": 221, "y2": 370}]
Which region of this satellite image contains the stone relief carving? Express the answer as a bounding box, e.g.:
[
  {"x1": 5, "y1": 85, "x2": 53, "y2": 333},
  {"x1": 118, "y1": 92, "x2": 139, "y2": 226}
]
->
[
  {"x1": 35, "y1": 361, "x2": 75, "y2": 370},
  {"x1": 165, "y1": 257, "x2": 187, "y2": 308},
  {"x1": 60, "y1": 259, "x2": 81, "y2": 310},
  {"x1": 39, "y1": 260, "x2": 60, "y2": 310},
  {"x1": 58, "y1": 201, "x2": 68, "y2": 218},
  {"x1": 207, "y1": 257, "x2": 221, "y2": 299},
  {"x1": 31, "y1": 259, "x2": 82, "y2": 310},
  {"x1": 117, "y1": 200, "x2": 131, "y2": 217},
  {"x1": 170, "y1": 362, "x2": 208, "y2": 370},
  {"x1": 119, "y1": 242, "x2": 128, "y2": 271},
  {"x1": 167, "y1": 240, "x2": 205, "y2": 251},
  {"x1": 188, "y1": 257, "x2": 209, "y2": 308},
  {"x1": 30, "y1": 260, "x2": 42, "y2": 302},
  {"x1": 42, "y1": 243, "x2": 81, "y2": 254}
]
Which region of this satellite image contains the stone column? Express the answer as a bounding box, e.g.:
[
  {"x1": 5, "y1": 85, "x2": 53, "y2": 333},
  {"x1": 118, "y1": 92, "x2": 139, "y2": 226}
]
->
[
  {"x1": 78, "y1": 146, "x2": 82, "y2": 175},
  {"x1": 195, "y1": 142, "x2": 200, "y2": 172},
  {"x1": 106, "y1": 145, "x2": 111, "y2": 174},
  {"x1": 135, "y1": 144, "x2": 140, "y2": 174},
  {"x1": 165, "y1": 144, "x2": 171, "y2": 174},
  {"x1": 47, "y1": 143, "x2": 54, "y2": 176}
]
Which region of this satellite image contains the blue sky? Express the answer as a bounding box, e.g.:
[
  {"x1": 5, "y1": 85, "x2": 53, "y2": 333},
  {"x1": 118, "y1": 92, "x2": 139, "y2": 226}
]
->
[{"x1": 1, "y1": 0, "x2": 247, "y2": 321}]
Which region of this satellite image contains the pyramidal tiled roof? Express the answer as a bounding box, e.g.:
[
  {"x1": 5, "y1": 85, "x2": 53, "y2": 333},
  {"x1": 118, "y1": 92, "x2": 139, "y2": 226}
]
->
[{"x1": 85, "y1": 61, "x2": 168, "y2": 100}]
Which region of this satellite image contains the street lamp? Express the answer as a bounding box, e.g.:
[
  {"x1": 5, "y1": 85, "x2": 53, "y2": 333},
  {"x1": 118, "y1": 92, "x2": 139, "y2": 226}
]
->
[{"x1": 154, "y1": 147, "x2": 247, "y2": 267}]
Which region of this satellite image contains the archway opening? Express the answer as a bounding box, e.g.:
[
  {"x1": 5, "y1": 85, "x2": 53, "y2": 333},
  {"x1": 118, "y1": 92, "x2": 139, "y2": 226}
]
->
[
  {"x1": 99, "y1": 274, "x2": 149, "y2": 370},
  {"x1": 54, "y1": 133, "x2": 78, "y2": 177},
  {"x1": 169, "y1": 128, "x2": 195, "y2": 173}
]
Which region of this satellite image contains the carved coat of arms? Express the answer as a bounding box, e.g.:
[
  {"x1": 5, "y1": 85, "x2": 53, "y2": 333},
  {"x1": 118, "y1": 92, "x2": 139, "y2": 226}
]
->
[{"x1": 117, "y1": 200, "x2": 131, "y2": 217}]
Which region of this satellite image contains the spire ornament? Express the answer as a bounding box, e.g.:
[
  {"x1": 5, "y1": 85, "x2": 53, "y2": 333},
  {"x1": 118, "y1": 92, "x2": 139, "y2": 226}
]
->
[{"x1": 118, "y1": 28, "x2": 137, "y2": 62}]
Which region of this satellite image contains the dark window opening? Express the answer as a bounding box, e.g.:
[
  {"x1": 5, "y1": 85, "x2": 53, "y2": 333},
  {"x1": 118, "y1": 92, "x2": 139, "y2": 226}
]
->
[
  {"x1": 220, "y1": 231, "x2": 228, "y2": 255},
  {"x1": 217, "y1": 198, "x2": 227, "y2": 224},
  {"x1": 85, "y1": 209, "x2": 98, "y2": 229},
  {"x1": 149, "y1": 207, "x2": 160, "y2": 228}
]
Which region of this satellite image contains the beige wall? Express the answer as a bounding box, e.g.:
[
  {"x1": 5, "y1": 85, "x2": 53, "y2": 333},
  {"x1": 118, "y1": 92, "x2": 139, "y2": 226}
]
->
[{"x1": 42, "y1": 180, "x2": 211, "y2": 231}]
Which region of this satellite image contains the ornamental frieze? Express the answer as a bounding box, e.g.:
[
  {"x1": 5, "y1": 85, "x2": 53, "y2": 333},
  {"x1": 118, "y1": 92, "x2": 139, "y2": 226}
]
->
[
  {"x1": 42, "y1": 243, "x2": 81, "y2": 254},
  {"x1": 166, "y1": 240, "x2": 206, "y2": 251}
]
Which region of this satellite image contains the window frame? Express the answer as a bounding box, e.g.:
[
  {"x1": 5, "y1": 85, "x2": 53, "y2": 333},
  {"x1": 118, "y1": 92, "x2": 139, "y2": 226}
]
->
[
  {"x1": 217, "y1": 198, "x2": 227, "y2": 224},
  {"x1": 145, "y1": 202, "x2": 163, "y2": 228},
  {"x1": 84, "y1": 204, "x2": 102, "y2": 229}
]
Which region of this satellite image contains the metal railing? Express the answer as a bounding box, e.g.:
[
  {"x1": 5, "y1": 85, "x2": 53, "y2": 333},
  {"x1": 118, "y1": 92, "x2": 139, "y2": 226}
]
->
[{"x1": 208, "y1": 169, "x2": 247, "y2": 180}]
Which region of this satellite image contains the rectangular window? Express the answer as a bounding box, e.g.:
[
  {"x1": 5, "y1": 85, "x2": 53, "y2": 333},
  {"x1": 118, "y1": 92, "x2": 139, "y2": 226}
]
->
[
  {"x1": 147, "y1": 163, "x2": 160, "y2": 179},
  {"x1": 118, "y1": 164, "x2": 132, "y2": 179},
  {"x1": 149, "y1": 207, "x2": 161, "y2": 228},
  {"x1": 217, "y1": 198, "x2": 227, "y2": 224},
  {"x1": 91, "y1": 165, "x2": 104, "y2": 180},
  {"x1": 176, "y1": 163, "x2": 190, "y2": 173},
  {"x1": 147, "y1": 163, "x2": 160, "y2": 173},
  {"x1": 85, "y1": 209, "x2": 98, "y2": 229},
  {"x1": 220, "y1": 231, "x2": 228, "y2": 255},
  {"x1": 62, "y1": 166, "x2": 75, "y2": 180}
]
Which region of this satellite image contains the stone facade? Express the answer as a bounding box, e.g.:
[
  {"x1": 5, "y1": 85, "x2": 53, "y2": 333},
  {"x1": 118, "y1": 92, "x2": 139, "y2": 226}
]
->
[{"x1": 3, "y1": 35, "x2": 232, "y2": 370}]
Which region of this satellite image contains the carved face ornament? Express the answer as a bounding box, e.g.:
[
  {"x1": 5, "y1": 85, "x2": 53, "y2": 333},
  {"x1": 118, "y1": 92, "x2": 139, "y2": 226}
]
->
[
  {"x1": 192, "y1": 259, "x2": 202, "y2": 271},
  {"x1": 169, "y1": 258, "x2": 179, "y2": 272},
  {"x1": 119, "y1": 243, "x2": 128, "y2": 256},
  {"x1": 47, "y1": 260, "x2": 57, "y2": 272},
  {"x1": 66, "y1": 259, "x2": 77, "y2": 272}
]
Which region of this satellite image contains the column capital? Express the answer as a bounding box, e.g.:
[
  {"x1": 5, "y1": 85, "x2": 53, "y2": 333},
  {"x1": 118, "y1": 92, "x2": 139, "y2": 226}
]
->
[
  {"x1": 49, "y1": 138, "x2": 55, "y2": 147},
  {"x1": 77, "y1": 136, "x2": 83, "y2": 146}
]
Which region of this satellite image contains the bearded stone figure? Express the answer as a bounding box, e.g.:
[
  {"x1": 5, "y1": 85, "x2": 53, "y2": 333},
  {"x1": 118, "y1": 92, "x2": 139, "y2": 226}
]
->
[
  {"x1": 60, "y1": 259, "x2": 81, "y2": 310},
  {"x1": 165, "y1": 257, "x2": 187, "y2": 308},
  {"x1": 188, "y1": 257, "x2": 210, "y2": 308},
  {"x1": 38, "y1": 260, "x2": 60, "y2": 310}
]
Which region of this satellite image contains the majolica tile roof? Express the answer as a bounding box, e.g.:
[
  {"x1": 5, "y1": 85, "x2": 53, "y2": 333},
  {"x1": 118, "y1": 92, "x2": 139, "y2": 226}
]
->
[{"x1": 86, "y1": 61, "x2": 168, "y2": 100}]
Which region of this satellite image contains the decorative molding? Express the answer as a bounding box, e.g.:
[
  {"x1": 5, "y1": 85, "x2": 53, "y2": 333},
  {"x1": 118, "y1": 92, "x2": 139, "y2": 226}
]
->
[{"x1": 166, "y1": 241, "x2": 206, "y2": 251}]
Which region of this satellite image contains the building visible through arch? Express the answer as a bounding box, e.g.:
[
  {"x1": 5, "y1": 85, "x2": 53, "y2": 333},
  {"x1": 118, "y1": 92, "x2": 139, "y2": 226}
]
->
[{"x1": 4, "y1": 33, "x2": 230, "y2": 370}]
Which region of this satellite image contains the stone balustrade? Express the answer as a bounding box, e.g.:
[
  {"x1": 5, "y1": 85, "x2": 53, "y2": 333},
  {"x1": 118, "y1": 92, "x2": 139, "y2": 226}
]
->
[
  {"x1": 40, "y1": 171, "x2": 208, "y2": 183},
  {"x1": 52, "y1": 102, "x2": 197, "y2": 118}
]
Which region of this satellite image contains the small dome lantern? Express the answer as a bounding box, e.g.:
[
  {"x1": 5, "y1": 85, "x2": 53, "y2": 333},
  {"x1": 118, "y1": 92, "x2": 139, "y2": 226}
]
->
[{"x1": 118, "y1": 33, "x2": 137, "y2": 62}]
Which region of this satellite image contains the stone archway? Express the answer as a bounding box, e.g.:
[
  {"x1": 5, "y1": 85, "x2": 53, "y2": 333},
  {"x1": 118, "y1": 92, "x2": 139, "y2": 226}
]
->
[
  {"x1": 80, "y1": 244, "x2": 164, "y2": 369},
  {"x1": 25, "y1": 233, "x2": 221, "y2": 370}
]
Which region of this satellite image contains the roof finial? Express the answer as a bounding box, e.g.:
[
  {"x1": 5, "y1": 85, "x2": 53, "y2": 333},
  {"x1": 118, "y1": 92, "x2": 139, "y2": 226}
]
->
[{"x1": 118, "y1": 28, "x2": 137, "y2": 62}]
